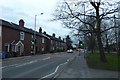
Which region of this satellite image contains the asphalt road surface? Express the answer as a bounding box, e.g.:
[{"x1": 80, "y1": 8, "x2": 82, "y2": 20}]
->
[{"x1": 2, "y1": 52, "x2": 77, "y2": 79}]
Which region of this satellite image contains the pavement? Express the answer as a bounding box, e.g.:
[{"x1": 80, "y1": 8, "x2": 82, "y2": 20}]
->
[{"x1": 56, "y1": 53, "x2": 119, "y2": 78}]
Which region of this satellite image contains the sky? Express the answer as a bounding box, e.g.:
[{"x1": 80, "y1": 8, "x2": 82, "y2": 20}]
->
[{"x1": 0, "y1": 0, "x2": 71, "y2": 39}]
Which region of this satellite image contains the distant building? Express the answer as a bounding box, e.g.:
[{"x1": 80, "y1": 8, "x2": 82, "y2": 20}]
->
[{"x1": 43, "y1": 31, "x2": 67, "y2": 53}]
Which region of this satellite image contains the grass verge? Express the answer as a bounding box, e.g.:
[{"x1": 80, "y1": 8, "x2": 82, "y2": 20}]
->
[{"x1": 86, "y1": 52, "x2": 120, "y2": 71}]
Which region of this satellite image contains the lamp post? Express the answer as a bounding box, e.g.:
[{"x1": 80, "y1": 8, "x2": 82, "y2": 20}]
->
[
  {"x1": 33, "y1": 13, "x2": 43, "y2": 55},
  {"x1": 82, "y1": 3, "x2": 87, "y2": 49}
]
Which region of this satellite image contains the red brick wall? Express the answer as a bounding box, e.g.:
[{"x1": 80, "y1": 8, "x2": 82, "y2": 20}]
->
[
  {"x1": 23, "y1": 32, "x2": 32, "y2": 56},
  {"x1": 2, "y1": 26, "x2": 32, "y2": 56},
  {"x1": 2, "y1": 26, "x2": 19, "y2": 51},
  {"x1": 37, "y1": 36, "x2": 45, "y2": 54},
  {"x1": 36, "y1": 35, "x2": 42, "y2": 54}
]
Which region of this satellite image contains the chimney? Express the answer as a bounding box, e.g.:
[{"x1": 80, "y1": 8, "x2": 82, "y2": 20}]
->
[
  {"x1": 43, "y1": 31, "x2": 46, "y2": 34},
  {"x1": 63, "y1": 38, "x2": 64, "y2": 42},
  {"x1": 52, "y1": 33, "x2": 55, "y2": 37},
  {"x1": 39, "y1": 27, "x2": 42, "y2": 33},
  {"x1": 59, "y1": 36, "x2": 61, "y2": 40},
  {"x1": 19, "y1": 19, "x2": 24, "y2": 27}
]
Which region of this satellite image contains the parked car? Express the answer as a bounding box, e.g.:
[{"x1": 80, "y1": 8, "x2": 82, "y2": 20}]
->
[{"x1": 67, "y1": 49, "x2": 73, "y2": 53}]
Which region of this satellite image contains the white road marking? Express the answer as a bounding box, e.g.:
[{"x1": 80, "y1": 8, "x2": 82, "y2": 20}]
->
[
  {"x1": 41, "y1": 60, "x2": 68, "y2": 79},
  {"x1": 3, "y1": 56, "x2": 32, "y2": 61},
  {"x1": 1, "y1": 60, "x2": 38, "y2": 69},
  {"x1": 42, "y1": 57, "x2": 50, "y2": 60},
  {"x1": 15, "y1": 60, "x2": 37, "y2": 67},
  {"x1": 41, "y1": 57, "x2": 76, "y2": 79},
  {"x1": 0, "y1": 64, "x2": 19, "y2": 69},
  {"x1": 53, "y1": 57, "x2": 75, "y2": 78},
  {"x1": 13, "y1": 61, "x2": 56, "y2": 78},
  {"x1": 1, "y1": 57, "x2": 51, "y2": 69}
]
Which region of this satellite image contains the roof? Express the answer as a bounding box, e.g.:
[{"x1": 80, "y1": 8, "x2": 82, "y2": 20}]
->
[
  {"x1": 0, "y1": 19, "x2": 49, "y2": 39},
  {"x1": 43, "y1": 33, "x2": 65, "y2": 43},
  {"x1": 0, "y1": 19, "x2": 66, "y2": 43}
]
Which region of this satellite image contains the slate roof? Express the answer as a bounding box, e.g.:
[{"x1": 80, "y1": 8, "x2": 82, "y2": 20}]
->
[
  {"x1": 0, "y1": 19, "x2": 66, "y2": 43},
  {"x1": 43, "y1": 33, "x2": 65, "y2": 43},
  {"x1": 0, "y1": 19, "x2": 48, "y2": 39}
]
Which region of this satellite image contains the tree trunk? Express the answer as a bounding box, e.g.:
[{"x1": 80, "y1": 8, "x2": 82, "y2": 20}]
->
[
  {"x1": 117, "y1": 42, "x2": 119, "y2": 55},
  {"x1": 96, "y1": 33, "x2": 107, "y2": 62},
  {"x1": 107, "y1": 43, "x2": 110, "y2": 54},
  {"x1": 96, "y1": 7, "x2": 107, "y2": 62},
  {"x1": 105, "y1": 34, "x2": 110, "y2": 54},
  {"x1": 118, "y1": 31, "x2": 120, "y2": 56}
]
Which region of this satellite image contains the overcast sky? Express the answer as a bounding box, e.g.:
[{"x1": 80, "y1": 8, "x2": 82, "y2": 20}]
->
[{"x1": 0, "y1": 0, "x2": 71, "y2": 39}]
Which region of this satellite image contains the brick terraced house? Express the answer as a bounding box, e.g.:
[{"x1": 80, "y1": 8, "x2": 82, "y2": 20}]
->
[
  {"x1": 43, "y1": 32, "x2": 67, "y2": 53},
  {"x1": 0, "y1": 19, "x2": 67, "y2": 58}
]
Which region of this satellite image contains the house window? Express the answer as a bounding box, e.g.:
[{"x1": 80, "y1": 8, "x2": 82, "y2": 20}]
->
[
  {"x1": 20, "y1": 32, "x2": 25, "y2": 40},
  {"x1": 42, "y1": 37, "x2": 45, "y2": 43}
]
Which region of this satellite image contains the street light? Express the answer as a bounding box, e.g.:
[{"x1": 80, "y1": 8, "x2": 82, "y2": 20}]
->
[
  {"x1": 82, "y1": 3, "x2": 87, "y2": 49},
  {"x1": 34, "y1": 13, "x2": 43, "y2": 32},
  {"x1": 33, "y1": 13, "x2": 43, "y2": 55}
]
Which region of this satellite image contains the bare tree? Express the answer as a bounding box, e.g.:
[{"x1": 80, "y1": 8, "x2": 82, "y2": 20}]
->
[{"x1": 53, "y1": 0, "x2": 119, "y2": 62}]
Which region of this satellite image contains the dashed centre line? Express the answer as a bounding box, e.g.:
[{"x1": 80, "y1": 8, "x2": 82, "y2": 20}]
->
[{"x1": 1, "y1": 57, "x2": 51, "y2": 69}]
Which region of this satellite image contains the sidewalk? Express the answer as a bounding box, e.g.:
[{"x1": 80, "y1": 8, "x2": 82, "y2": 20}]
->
[{"x1": 57, "y1": 53, "x2": 119, "y2": 78}]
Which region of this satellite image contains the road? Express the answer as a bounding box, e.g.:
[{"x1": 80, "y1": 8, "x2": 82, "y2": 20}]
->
[{"x1": 2, "y1": 52, "x2": 77, "y2": 79}]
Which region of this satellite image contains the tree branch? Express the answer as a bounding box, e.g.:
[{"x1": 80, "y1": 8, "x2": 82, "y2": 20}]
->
[{"x1": 101, "y1": 26, "x2": 119, "y2": 33}]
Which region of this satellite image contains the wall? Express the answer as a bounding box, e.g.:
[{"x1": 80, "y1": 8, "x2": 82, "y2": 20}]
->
[
  {"x1": 2, "y1": 26, "x2": 33, "y2": 56},
  {"x1": 23, "y1": 32, "x2": 32, "y2": 56},
  {"x1": 2, "y1": 26, "x2": 19, "y2": 51}
]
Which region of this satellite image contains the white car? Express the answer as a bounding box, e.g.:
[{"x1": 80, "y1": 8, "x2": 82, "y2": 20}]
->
[{"x1": 67, "y1": 49, "x2": 73, "y2": 53}]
